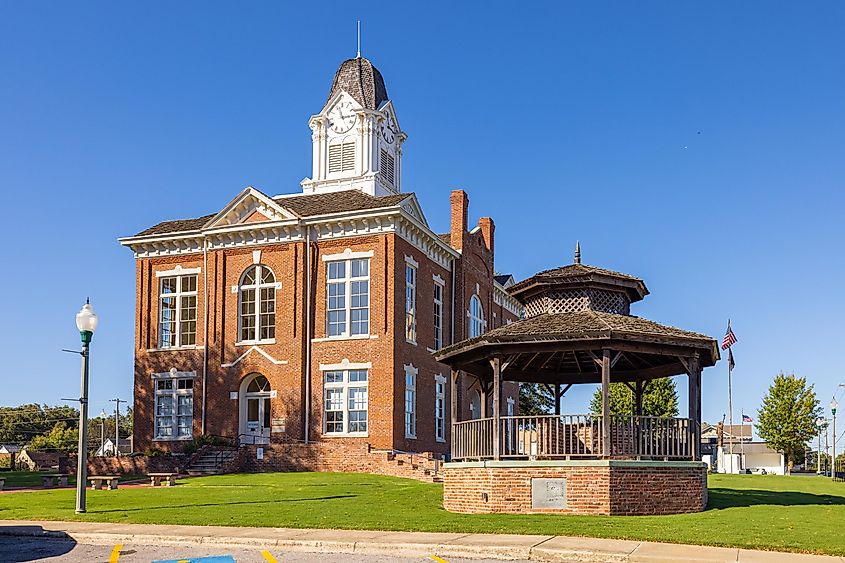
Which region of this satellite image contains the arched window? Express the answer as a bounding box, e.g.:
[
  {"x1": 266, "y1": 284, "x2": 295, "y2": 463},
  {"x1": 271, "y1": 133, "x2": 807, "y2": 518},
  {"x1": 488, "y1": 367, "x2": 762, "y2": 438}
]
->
[
  {"x1": 470, "y1": 390, "x2": 482, "y2": 420},
  {"x1": 469, "y1": 295, "x2": 485, "y2": 338},
  {"x1": 239, "y1": 265, "x2": 276, "y2": 342}
]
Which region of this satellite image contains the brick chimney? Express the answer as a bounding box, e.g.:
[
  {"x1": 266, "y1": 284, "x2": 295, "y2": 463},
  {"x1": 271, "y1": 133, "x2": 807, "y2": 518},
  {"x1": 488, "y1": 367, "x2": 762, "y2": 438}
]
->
[
  {"x1": 478, "y1": 217, "x2": 494, "y2": 254},
  {"x1": 450, "y1": 190, "x2": 469, "y2": 251}
]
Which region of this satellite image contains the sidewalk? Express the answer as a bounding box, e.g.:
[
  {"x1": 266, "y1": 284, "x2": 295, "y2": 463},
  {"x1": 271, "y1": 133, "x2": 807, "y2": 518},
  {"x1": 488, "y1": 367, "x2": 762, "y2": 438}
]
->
[{"x1": 0, "y1": 520, "x2": 841, "y2": 563}]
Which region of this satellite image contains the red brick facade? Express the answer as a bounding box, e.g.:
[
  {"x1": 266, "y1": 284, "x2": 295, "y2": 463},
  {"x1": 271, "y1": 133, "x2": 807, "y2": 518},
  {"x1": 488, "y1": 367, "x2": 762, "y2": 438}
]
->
[
  {"x1": 443, "y1": 461, "x2": 708, "y2": 515},
  {"x1": 128, "y1": 189, "x2": 520, "y2": 462}
]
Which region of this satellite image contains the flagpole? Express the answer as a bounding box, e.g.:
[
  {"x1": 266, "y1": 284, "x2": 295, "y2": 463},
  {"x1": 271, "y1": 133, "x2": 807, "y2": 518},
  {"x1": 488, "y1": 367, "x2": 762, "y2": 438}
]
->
[
  {"x1": 727, "y1": 320, "x2": 734, "y2": 474},
  {"x1": 740, "y1": 408, "x2": 745, "y2": 471}
]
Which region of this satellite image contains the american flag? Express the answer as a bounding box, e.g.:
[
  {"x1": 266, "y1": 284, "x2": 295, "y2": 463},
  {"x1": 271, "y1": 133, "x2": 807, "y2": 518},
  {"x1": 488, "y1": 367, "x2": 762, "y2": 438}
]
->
[
  {"x1": 722, "y1": 321, "x2": 737, "y2": 350},
  {"x1": 742, "y1": 414, "x2": 753, "y2": 423}
]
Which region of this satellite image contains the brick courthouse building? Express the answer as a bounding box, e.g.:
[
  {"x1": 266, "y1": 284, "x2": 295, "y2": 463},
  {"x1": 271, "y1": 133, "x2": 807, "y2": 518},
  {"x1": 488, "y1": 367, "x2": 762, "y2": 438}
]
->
[{"x1": 120, "y1": 56, "x2": 522, "y2": 465}]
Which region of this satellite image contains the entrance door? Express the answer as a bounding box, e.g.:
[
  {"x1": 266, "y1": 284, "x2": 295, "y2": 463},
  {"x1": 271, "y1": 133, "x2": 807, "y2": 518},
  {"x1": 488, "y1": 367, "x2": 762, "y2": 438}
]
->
[{"x1": 242, "y1": 374, "x2": 271, "y2": 444}]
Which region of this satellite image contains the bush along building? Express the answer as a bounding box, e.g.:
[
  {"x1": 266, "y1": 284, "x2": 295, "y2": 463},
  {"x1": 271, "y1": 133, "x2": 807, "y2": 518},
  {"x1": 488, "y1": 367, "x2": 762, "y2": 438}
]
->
[{"x1": 119, "y1": 56, "x2": 522, "y2": 480}]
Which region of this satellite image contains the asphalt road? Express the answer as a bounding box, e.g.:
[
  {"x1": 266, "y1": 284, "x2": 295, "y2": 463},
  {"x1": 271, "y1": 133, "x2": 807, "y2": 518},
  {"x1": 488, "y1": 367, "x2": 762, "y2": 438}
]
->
[{"x1": 0, "y1": 537, "x2": 533, "y2": 563}]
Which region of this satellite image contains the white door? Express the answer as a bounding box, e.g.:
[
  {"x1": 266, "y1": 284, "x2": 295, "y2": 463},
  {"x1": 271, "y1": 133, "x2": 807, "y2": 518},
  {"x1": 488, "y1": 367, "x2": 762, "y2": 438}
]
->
[{"x1": 242, "y1": 375, "x2": 271, "y2": 444}]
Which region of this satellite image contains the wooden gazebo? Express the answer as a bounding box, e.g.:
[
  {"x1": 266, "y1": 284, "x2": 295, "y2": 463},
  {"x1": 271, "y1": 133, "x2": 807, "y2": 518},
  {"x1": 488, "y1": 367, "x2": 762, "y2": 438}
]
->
[{"x1": 434, "y1": 249, "x2": 720, "y2": 515}]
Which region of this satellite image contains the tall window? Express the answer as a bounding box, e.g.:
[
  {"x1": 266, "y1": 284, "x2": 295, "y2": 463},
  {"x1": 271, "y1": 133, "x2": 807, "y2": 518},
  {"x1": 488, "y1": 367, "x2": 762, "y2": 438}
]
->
[
  {"x1": 326, "y1": 259, "x2": 370, "y2": 337},
  {"x1": 154, "y1": 376, "x2": 193, "y2": 440},
  {"x1": 433, "y1": 281, "x2": 444, "y2": 350},
  {"x1": 405, "y1": 262, "x2": 417, "y2": 343},
  {"x1": 469, "y1": 295, "x2": 485, "y2": 338},
  {"x1": 404, "y1": 365, "x2": 417, "y2": 438},
  {"x1": 435, "y1": 375, "x2": 446, "y2": 442},
  {"x1": 328, "y1": 142, "x2": 355, "y2": 173},
  {"x1": 323, "y1": 369, "x2": 368, "y2": 435},
  {"x1": 239, "y1": 265, "x2": 276, "y2": 342},
  {"x1": 159, "y1": 274, "x2": 197, "y2": 348}
]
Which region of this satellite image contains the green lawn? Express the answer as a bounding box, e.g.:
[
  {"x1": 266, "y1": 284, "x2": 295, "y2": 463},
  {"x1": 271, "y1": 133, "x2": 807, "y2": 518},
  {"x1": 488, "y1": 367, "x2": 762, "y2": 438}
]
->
[
  {"x1": 0, "y1": 471, "x2": 77, "y2": 488},
  {"x1": 0, "y1": 472, "x2": 843, "y2": 556}
]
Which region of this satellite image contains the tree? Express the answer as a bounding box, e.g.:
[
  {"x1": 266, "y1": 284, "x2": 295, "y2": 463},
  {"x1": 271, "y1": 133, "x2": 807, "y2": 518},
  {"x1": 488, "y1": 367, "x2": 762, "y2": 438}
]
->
[
  {"x1": 518, "y1": 383, "x2": 556, "y2": 415},
  {"x1": 756, "y1": 372, "x2": 821, "y2": 474},
  {"x1": 0, "y1": 404, "x2": 79, "y2": 445},
  {"x1": 28, "y1": 422, "x2": 79, "y2": 452},
  {"x1": 589, "y1": 378, "x2": 679, "y2": 417}
]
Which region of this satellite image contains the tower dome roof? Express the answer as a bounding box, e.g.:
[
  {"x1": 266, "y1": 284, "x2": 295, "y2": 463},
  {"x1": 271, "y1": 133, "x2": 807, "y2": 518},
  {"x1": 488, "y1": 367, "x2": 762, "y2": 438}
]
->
[{"x1": 327, "y1": 57, "x2": 389, "y2": 110}]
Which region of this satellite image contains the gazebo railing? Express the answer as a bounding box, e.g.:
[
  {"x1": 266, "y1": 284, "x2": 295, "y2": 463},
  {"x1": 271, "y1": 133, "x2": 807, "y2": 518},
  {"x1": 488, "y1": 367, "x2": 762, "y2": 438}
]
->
[{"x1": 452, "y1": 415, "x2": 695, "y2": 461}]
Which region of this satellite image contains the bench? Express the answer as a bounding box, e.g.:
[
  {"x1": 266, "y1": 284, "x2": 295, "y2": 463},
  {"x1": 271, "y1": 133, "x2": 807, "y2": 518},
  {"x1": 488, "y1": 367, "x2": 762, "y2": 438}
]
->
[
  {"x1": 41, "y1": 474, "x2": 68, "y2": 487},
  {"x1": 148, "y1": 472, "x2": 178, "y2": 487},
  {"x1": 88, "y1": 475, "x2": 119, "y2": 490}
]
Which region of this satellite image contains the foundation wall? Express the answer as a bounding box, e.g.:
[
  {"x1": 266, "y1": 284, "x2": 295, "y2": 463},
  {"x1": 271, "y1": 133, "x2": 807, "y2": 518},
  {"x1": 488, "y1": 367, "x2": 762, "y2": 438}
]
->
[{"x1": 443, "y1": 460, "x2": 707, "y2": 515}]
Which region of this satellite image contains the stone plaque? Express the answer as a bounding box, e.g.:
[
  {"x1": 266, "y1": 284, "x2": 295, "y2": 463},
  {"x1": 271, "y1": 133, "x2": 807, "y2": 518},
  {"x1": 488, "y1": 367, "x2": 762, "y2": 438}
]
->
[
  {"x1": 271, "y1": 417, "x2": 286, "y2": 433},
  {"x1": 531, "y1": 478, "x2": 566, "y2": 509}
]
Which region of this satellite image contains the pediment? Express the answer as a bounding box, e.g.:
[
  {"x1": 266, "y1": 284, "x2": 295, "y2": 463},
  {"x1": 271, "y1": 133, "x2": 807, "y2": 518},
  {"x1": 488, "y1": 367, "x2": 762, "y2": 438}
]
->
[
  {"x1": 400, "y1": 194, "x2": 429, "y2": 229},
  {"x1": 204, "y1": 187, "x2": 297, "y2": 229},
  {"x1": 319, "y1": 90, "x2": 364, "y2": 117},
  {"x1": 378, "y1": 101, "x2": 403, "y2": 135}
]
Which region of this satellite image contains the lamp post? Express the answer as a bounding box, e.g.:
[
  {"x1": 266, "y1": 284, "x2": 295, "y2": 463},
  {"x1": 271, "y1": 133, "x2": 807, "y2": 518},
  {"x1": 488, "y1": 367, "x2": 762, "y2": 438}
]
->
[
  {"x1": 832, "y1": 398, "x2": 838, "y2": 481},
  {"x1": 816, "y1": 417, "x2": 825, "y2": 475},
  {"x1": 74, "y1": 300, "x2": 98, "y2": 514}
]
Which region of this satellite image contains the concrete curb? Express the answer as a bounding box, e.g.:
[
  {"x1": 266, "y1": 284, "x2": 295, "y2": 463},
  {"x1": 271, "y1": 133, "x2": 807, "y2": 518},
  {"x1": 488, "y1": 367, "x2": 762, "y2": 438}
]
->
[{"x1": 0, "y1": 521, "x2": 842, "y2": 562}]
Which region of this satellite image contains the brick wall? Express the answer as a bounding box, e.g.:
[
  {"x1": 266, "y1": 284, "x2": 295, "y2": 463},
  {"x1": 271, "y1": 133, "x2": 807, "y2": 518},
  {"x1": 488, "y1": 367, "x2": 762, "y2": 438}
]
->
[{"x1": 443, "y1": 461, "x2": 707, "y2": 515}]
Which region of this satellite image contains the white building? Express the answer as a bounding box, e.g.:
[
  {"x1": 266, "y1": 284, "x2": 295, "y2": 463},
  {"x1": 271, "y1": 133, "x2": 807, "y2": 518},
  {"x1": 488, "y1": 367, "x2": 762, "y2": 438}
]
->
[{"x1": 717, "y1": 442, "x2": 785, "y2": 475}]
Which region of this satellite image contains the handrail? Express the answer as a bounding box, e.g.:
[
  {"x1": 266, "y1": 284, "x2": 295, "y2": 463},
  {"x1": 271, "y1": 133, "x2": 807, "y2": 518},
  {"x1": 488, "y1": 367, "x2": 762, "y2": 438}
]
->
[{"x1": 452, "y1": 414, "x2": 695, "y2": 461}]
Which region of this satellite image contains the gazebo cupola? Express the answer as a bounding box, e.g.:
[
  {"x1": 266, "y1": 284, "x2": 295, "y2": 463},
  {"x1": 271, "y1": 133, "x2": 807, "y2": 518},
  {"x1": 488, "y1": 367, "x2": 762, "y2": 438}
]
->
[{"x1": 510, "y1": 243, "x2": 649, "y2": 318}]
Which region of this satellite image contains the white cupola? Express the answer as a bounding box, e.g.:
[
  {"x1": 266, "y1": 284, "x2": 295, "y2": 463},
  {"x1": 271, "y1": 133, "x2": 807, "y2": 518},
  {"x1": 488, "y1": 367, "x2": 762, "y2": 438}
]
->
[{"x1": 301, "y1": 57, "x2": 406, "y2": 196}]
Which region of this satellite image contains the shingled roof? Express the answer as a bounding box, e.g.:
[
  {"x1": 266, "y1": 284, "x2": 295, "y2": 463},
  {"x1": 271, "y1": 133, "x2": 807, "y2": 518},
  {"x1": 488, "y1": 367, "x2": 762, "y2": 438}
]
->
[
  {"x1": 436, "y1": 310, "x2": 717, "y2": 359},
  {"x1": 274, "y1": 190, "x2": 408, "y2": 217},
  {"x1": 327, "y1": 57, "x2": 389, "y2": 110},
  {"x1": 132, "y1": 191, "x2": 411, "y2": 237},
  {"x1": 508, "y1": 262, "x2": 650, "y2": 303}
]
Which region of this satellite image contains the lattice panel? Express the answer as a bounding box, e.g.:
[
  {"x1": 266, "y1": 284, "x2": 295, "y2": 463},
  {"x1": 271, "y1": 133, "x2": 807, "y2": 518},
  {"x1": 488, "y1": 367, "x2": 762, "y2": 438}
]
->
[{"x1": 524, "y1": 289, "x2": 629, "y2": 317}]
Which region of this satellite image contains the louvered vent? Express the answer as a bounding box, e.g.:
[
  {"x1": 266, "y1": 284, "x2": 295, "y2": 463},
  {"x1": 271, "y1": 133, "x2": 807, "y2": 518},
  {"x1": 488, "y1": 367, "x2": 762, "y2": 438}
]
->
[
  {"x1": 328, "y1": 142, "x2": 355, "y2": 173},
  {"x1": 380, "y1": 149, "x2": 395, "y2": 185}
]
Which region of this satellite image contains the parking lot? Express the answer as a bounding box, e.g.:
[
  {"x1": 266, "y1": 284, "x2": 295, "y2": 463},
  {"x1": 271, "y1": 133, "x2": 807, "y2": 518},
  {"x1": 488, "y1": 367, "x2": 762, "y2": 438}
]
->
[{"x1": 0, "y1": 537, "x2": 530, "y2": 563}]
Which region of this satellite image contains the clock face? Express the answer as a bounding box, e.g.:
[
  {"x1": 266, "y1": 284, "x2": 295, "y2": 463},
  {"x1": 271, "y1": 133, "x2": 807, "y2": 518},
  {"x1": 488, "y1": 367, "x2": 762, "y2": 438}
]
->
[
  {"x1": 380, "y1": 114, "x2": 396, "y2": 144},
  {"x1": 328, "y1": 101, "x2": 356, "y2": 134}
]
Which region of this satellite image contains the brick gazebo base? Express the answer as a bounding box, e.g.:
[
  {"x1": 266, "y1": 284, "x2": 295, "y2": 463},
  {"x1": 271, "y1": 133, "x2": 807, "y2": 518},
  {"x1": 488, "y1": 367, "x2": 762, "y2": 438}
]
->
[{"x1": 443, "y1": 460, "x2": 708, "y2": 515}]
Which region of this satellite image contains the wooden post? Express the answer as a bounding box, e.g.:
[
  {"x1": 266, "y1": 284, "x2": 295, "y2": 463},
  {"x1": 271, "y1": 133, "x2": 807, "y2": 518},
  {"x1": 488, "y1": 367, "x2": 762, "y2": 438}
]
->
[
  {"x1": 480, "y1": 379, "x2": 488, "y2": 418},
  {"x1": 687, "y1": 356, "x2": 701, "y2": 460},
  {"x1": 492, "y1": 356, "x2": 502, "y2": 460},
  {"x1": 554, "y1": 383, "x2": 561, "y2": 416},
  {"x1": 635, "y1": 380, "x2": 643, "y2": 417},
  {"x1": 451, "y1": 369, "x2": 460, "y2": 426},
  {"x1": 602, "y1": 349, "x2": 611, "y2": 457}
]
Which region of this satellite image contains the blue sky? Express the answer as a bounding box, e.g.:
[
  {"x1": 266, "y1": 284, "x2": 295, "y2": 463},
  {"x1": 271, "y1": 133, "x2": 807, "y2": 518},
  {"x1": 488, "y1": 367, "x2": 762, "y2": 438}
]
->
[{"x1": 1, "y1": 2, "x2": 843, "y2": 430}]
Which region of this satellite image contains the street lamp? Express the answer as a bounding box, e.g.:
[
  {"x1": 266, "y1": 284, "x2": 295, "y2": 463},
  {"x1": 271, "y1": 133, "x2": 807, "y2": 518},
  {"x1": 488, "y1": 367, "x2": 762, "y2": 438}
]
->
[
  {"x1": 832, "y1": 398, "x2": 839, "y2": 481},
  {"x1": 74, "y1": 300, "x2": 98, "y2": 514},
  {"x1": 816, "y1": 417, "x2": 826, "y2": 475}
]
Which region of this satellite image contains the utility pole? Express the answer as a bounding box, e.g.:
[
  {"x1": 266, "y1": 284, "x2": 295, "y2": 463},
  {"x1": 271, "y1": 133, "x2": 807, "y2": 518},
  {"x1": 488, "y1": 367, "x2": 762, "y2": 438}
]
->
[{"x1": 109, "y1": 398, "x2": 125, "y2": 457}]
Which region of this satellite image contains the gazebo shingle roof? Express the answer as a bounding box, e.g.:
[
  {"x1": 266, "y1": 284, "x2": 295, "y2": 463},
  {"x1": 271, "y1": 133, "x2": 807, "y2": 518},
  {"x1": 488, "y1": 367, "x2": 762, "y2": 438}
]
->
[{"x1": 437, "y1": 310, "x2": 717, "y2": 361}]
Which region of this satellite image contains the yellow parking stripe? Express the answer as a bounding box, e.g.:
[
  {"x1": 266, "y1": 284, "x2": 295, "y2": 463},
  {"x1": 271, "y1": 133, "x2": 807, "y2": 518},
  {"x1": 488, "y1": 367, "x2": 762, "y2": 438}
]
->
[
  {"x1": 108, "y1": 544, "x2": 122, "y2": 563},
  {"x1": 430, "y1": 556, "x2": 449, "y2": 563},
  {"x1": 261, "y1": 550, "x2": 279, "y2": 563}
]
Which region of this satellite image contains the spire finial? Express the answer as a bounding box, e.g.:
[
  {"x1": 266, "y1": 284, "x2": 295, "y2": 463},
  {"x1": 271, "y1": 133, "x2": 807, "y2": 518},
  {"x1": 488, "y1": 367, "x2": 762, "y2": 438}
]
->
[
  {"x1": 356, "y1": 20, "x2": 361, "y2": 58},
  {"x1": 574, "y1": 241, "x2": 581, "y2": 264}
]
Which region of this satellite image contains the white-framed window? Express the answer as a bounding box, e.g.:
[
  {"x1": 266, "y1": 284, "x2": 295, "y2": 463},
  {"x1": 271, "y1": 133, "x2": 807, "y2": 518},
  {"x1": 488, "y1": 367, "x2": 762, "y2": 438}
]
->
[
  {"x1": 154, "y1": 376, "x2": 194, "y2": 440},
  {"x1": 239, "y1": 264, "x2": 276, "y2": 343},
  {"x1": 435, "y1": 374, "x2": 446, "y2": 442},
  {"x1": 158, "y1": 274, "x2": 198, "y2": 348},
  {"x1": 433, "y1": 281, "x2": 444, "y2": 350},
  {"x1": 404, "y1": 364, "x2": 417, "y2": 438},
  {"x1": 326, "y1": 258, "x2": 370, "y2": 337},
  {"x1": 328, "y1": 141, "x2": 356, "y2": 173},
  {"x1": 323, "y1": 369, "x2": 368, "y2": 435},
  {"x1": 405, "y1": 261, "x2": 417, "y2": 343},
  {"x1": 469, "y1": 294, "x2": 486, "y2": 338}
]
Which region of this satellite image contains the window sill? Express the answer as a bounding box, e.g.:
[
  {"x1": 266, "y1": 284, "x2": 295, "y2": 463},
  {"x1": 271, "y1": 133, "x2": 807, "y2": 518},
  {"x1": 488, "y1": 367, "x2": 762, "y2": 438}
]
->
[
  {"x1": 436, "y1": 438, "x2": 446, "y2": 443},
  {"x1": 147, "y1": 346, "x2": 203, "y2": 353},
  {"x1": 322, "y1": 432, "x2": 369, "y2": 438},
  {"x1": 312, "y1": 334, "x2": 378, "y2": 343},
  {"x1": 406, "y1": 339, "x2": 417, "y2": 346},
  {"x1": 153, "y1": 436, "x2": 193, "y2": 442},
  {"x1": 405, "y1": 434, "x2": 417, "y2": 440},
  {"x1": 235, "y1": 339, "x2": 276, "y2": 346}
]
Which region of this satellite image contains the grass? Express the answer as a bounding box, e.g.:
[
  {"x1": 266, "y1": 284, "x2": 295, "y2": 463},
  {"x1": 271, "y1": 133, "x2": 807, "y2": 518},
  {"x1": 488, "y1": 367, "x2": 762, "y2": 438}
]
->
[
  {"x1": 0, "y1": 471, "x2": 77, "y2": 488},
  {"x1": 0, "y1": 472, "x2": 844, "y2": 556}
]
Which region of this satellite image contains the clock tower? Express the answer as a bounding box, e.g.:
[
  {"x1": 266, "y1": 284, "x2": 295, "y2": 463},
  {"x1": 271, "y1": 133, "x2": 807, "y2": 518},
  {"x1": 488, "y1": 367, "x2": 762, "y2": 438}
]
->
[{"x1": 301, "y1": 57, "x2": 406, "y2": 196}]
